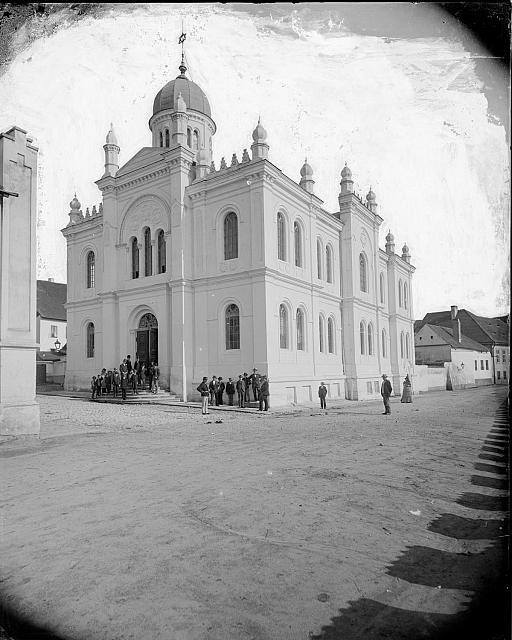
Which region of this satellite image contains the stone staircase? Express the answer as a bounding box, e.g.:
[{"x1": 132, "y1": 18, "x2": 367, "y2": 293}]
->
[{"x1": 93, "y1": 388, "x2": 182, "y2": 404}]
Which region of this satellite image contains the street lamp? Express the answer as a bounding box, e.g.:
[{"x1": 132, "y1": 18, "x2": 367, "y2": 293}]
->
[{"x1": 54, "y1": 339, "x2": 61, "y2": 352}]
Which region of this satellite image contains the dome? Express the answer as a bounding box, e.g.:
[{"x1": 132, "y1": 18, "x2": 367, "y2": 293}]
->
[
  {"x1": 300, "y1": 158, "x2": 313, "y2": 178},
  {"x1": 402, "y1": 243, "x2": 410, "y2": 254},
  {"x1": 386, "y1": 230, "x2": 394, "y2": 243},
  {"x1": 252, "y1": 118, "x2": 267, "y2": 142},
  {"x1": 341, "y1": 163, "x2": 352, "y2": 179},
  {"x1": 366, "y1": 187, "x2": 376, "y2": 201},
  {"x1": 105, "y1": 123, "x2": 118, "y2": 145},
  {"x1": 69, "y1": 194, "x2": 81, "y2": 210},
  {"x1": 153, "y1": 71, "x2": 211, "y2": 118}
]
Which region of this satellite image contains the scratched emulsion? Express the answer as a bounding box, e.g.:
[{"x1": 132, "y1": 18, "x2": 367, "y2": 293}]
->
[{"x1": 0, "y1": 3, "x2": 509, "y2": 318}]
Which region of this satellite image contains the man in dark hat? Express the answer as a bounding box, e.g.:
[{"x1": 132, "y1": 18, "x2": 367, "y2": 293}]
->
[{"x1": 380, "y1": 374, "x2": 392, "y2": 415}]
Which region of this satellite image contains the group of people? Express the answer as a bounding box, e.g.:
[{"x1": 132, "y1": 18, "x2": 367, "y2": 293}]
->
[
  {"x1": 91, "y1": 355, "x2": 160, "y2": 401},
  {"x1": 196, "y1": 369, "x2": 270, "y2": 415},
  {"x1": 380, "y1": 373, "x2": 412, "y2": 415}
]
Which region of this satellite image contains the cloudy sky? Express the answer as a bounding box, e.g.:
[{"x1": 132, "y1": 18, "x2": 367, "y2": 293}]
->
[{"x1": 0, "y1": 3, "x2": 509, "y2": 318}]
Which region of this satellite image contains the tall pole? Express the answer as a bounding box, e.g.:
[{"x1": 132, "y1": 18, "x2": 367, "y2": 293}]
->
[{"x1": 181, "y1": 248, "x2": 187, "y2": 402}]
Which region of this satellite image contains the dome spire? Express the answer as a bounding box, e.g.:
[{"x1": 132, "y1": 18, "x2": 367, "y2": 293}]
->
[{"x1": 178, "y1": 24, "x2": 187, "y2": 77}]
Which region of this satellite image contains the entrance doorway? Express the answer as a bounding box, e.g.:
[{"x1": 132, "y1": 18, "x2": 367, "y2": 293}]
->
[{"x1": 136, "y1": 313, "x2": 158, "y2": 365}]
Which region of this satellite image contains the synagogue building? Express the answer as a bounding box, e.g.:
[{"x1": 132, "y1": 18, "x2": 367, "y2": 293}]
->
[{"x1": 62, "y1": 58, "x2": 415, "y2": 405}]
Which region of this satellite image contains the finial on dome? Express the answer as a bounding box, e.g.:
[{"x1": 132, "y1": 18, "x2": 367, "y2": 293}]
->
[
  {"x1": 385, "y1": 229, "x2": 395, "y2": 255},
  {"x1": 401, "y1": 243, "x2": 411, "y2": 263},
  {"x1": 252, "y1": 117, "x2": 267, "y2": 143},
  {"x1": 339, "y1": 162, "x2": 354, "y2": 197},
  {"x1": 105, "y1": 123, "x2": 118, "y2": 146},
  {"x1": 341, "y1": 162, "x2": 352, "y2": 179},
  {"x1": 299, "y1": 158, "x2": 315, "y2": 194},
  {"x1": 366, "y1": 186, "x2": 377, "y2": 213},
  {"x1": 69, "y1": 194, "x2": 81, "y2": 211},
  {"x1": 178, "y1": 53, "x2": 187, "y2": 77},
  {"x1": 251, "y1": 117, "x2": 269, "y2": 160}
]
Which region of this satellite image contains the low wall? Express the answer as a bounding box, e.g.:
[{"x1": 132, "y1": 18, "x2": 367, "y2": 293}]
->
[{"x1": 414, "y1": 365, "x2": 447, "y2": 392}]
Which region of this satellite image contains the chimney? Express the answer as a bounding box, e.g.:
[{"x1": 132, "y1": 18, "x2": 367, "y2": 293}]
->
[{"x1": 450, "y1": 305, "x2": 461, "y2": 343}]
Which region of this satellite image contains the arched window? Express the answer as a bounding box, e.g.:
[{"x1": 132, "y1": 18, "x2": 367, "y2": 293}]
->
[
  {"x1": 404, "y1": 283, "x2": 408, "y2": 310},
  {"x1": 86, "y1": 251, "x2": 95, "y2": 288},
  {"x1": 165, "y1": 129, "x2": 170, "y2": 147},
  {"x1": 380, "y1": 273, "x2": 385, "y2": 304},
  {"x1": 359, "y1": 253, "x2": 367, "y2": 292},
  {"x1": 144, "y1": 228, "x2": 152, "y2": 276},
  {"x1": 224, "y1": 212, "x2": 238, "y2": 260},
  {"x1": 319, "y1": 315, "x2": 325, "y2": 353},
  {"x1": 131, "y1": 238, "x2": 139, "y2": 279},
  {"x1": 277, "y1": 212, "x2": 286, "y2": 261},
  {"x1": 328, "y1": 317, "x2": 335, "y2": 353},
  {"x1": 360, "y1": 321, "x2": 366, "y2": 355},
  {"x1": 381, "y1": 328, "x2": 387, "y2": 358},
  {"x1": 193, "y1": 130, "x2": 199, "y2": 150},
  {"x1": 294, "y1": 221, "x2": 302, "y2": 267},
  {"x1": 159, "y1": 132, "x2": 163, "y2": 147},
  {"x1": 406, "y1": 332, "x2": 410, "y2": 359},
  {"x1": 296, "y1": 308, "x2": 305, "y2": 351},
  {"x1": 368, "y1": 323, "x2": 374, "y2": 355},
  {"x1": 398, "y1": 279, "x2": 403, "y2": 307},
  {"x1": 225, "y1": 304, "x2": 240, "y2": 350},
  {"x1": 317, "y1": 240, "x2": 322, "y2": 279},
  {"x1": 86, "y1": 322, "x2": 95, "y2": 358},
  {"x1": 187, "y1": 128, "x2": 192, "y2": 147},
  {"x1": 157, "y1": 230, "x2": 166, "y2": 274},
  {"x1": 279, "y1": 304, "x2": 288, "y2": 349},
  {"x1": 326, "y1": 245, "x2": 333, "y2": 283},
  {"x1": 400, "y1": 331, "x2": 405, "y2": 358}
]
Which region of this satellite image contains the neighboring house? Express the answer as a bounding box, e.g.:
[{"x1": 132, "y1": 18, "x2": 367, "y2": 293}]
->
[
  {"x1": 416, "y1": 306, "x2": 509, "y2": 385},
  {"x1": 36, "y1": 279, "x2": 67, "y2": 384},
  {"x1": 61, "y1": 56, "x2": 416, "y2": 404}
]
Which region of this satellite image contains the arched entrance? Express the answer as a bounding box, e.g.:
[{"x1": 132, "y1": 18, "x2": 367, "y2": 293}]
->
[{"x1": 136, "y1": 313, "x2": 158, "y2": 365}]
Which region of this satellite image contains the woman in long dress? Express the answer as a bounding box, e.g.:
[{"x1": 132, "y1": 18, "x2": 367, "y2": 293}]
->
[{"x1": 401, "y1": 374, "x2": 413, "y2": 403}]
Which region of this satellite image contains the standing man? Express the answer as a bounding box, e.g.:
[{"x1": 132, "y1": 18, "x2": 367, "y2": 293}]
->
[
  {"x1": 318, "y1": 382, "x2": 327, "y2": 410},
  {"x1": 151, "y1": 362, "x2": 160, "y2": 394},
  {"x1": 106, "y1": 370, "x2": 113, "y2": 395},
  {"x1": 197, "y1": 377, "x2": 209, "y2": 415},
  {"x1": 243, "y1": 373, "x2": 250, "y2": 404},
  {"x1": 226, "y1": 378, "x2": 235, "y2": 406},
  {"x1": 130, "y1": 369, "x2": 138, "y2": 395},
  {"x1": 251, "y1": 368, "x2": 260, "y2": 402},
  {"x1": 258, "y1": 376, "x2": 270, "y2": 411},
  {"x1": 381, "y1": 374, "x2": 393, "y2": 415},
  {"x1": 126, "y1": 355, "x2": 133, "y2": 375},
  {"x1": 209, "y1": 376, "x2": 218, "y2": 406},
  {"x1": 112, "y1": 367, "x2": 120, "y2": 398},
  {"x1": 236, "y1": 375, "x2": 245, "y2": 408},
  {"x1": 91, "y1": 376, "x2": 97, "y2": 400},
  {"x1": 217, "y1": 377, "x2": 225, "y2": 405},
  {"x1": 120, "y1": 368, "x2": 129, "y2": 401}
]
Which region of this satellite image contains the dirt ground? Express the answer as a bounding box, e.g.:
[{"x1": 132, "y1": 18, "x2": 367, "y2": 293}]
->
[{"x1": 0, "y1": 386, "x2": 509, "y2": 640}]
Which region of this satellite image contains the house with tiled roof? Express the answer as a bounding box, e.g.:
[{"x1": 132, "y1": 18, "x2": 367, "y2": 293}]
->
[
  {"x1": 415, "y1": 306, "x2": 508, "y2": 385},
  {"x1": 36, "y1": 279, "x2": 67, "y2": 384}
]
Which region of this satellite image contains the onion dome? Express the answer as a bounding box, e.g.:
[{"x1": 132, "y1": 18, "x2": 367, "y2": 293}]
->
[
  {"x1": 366, "y1": 187, "x2": 376, "y2": 202},
  {"x1": 252, "y1": 117, "x2": 267, "y2": 142},
  {"x1": 153, "y1": 62, "x2": 211, "y2": 118},
  {"x1": 105, "y1": 123, "x2": 118, "y2": 145},
  {"x1": 402, "y1": 243, "x2": 409, "y2": 254},
  {"x1": 341, "y1": 163, "x2": 352, "y2": 179},
  {"x1": 300, "y1": 158, "x2": 313, "y2": 178},
  {"x1": 69, "y1": 194, "x2": 81, "y2": 211},
  {"x1": 386, "y1": 230, "x2": 394, "y2": 243}
]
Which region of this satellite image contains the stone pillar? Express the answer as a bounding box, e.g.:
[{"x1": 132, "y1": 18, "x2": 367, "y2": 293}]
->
[{"x1": 0, "y1": 126, "x2": 40, "y2": 435}]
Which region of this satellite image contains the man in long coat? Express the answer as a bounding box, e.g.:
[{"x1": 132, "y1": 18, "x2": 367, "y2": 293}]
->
[{"x1": 380, "y1": 374, "x2": 393, "y2": 415}]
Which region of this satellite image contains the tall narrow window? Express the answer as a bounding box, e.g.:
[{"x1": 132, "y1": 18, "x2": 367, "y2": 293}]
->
[
  {"x1": 131, "y1": 237, "x2": 139, "y2": 279},
  {"x1": 224, "y1": 212, "x2": 238, "y2": 260},
  {"x1": 360, "y1": 321, "x2": 366, "y2": 355},
  {"x1": 225, "y1": 304, "x2": 240, "y2": 350},
  {"x1": 296, "y1": 308, "x2": 305, "y2": 351},
  {"x1": 319, "y1": 316, "x2": 325, "y2": 352},
  {"x1": 368, "y1": 323, "x2": 374, "y2": 355},
  {"x1": 400, "y1": 331, "x2": 405, "y2": 358},
  {"x1": 86, "y1": 322, "x2": 95, "y2": 358},
  {"x1": 86, "y1": 251, "x2": 95, "y2": 288},
  {"x1": 406, "y1": 332, "x2": 410, "y2": 359},
  {"x1": 279, "y1": 304, "x2": 288, "y2": 348},
  {"x1": 277, "y1": 212, "x2": 286, "y2": 261},
  {"x1": 380, "y1": 273, "x2": 385, "y2": 304},
  {"x1": 144, "y1": 228, "x2": 152, "y2": 276},
  {"x1": 165, "y1": 128, "x2": 170, "y2": 147},
  {"x1": 328, "y1": 317, "x2": 335, "y2": 353},
  {"x1": 193, "y1": 130, "x2": 199, "y2": 150},
  {"x1": 159, "y1": 132, "x2": 163, "y2": 147},
  {"x1": 187, "y1": 128, "x2": 192, "y2": 147},
  {"x1": 398, "y1": 280, "x2": 403, "y2": 307},
  {"x1": 294, "y1": 222, "x2": 302, "y2": 267},
  {"x1": 157, "y1": 230, "x2": 166, "y2": 274},
  {"x1": 359, "y1": 253, "x2": 367, "y2": 292},
  {"x1": 404, "y1": 283, "x2": 408, "y2": 310},
  {"x1": 382, "y1": 328, "x2": 387, "y2": 358},
  {"x1": 326, "y1": 245, "x2": 333, "y2": 283},
  {"x1": 317, "y1": 240, "x2": 322, "y2": 279}
]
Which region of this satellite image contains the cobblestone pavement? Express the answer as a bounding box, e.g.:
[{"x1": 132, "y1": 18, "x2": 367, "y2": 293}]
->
[{"x1": 0, "y1": 386, "x2": 509, "y2": 640}]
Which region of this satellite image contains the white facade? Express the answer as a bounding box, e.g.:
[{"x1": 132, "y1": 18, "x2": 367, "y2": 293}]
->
[
  {"x1": 38, "y1": 318, "x2": 67, "y2": 351},
  {"x1": 62, "y1": 61, "x2": 415, "y2": 405}
]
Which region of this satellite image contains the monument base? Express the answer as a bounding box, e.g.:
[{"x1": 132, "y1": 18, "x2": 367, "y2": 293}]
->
[{"x1": 0, "y1": 401, "x2": 40, "y2": 436}]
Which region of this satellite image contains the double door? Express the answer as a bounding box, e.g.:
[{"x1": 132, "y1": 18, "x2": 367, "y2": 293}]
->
[{"x1": 136, "y1": 328, "x2": 158, "y2": 365}]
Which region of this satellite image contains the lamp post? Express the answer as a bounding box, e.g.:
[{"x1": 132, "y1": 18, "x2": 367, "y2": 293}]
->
[{"x1": 54, "y1": 339, "x2": 61, "y2": 353}]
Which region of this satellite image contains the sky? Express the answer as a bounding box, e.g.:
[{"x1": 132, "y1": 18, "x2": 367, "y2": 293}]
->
[{"x1": 0, "y1": 2, "x2": 509, "y2": 319}]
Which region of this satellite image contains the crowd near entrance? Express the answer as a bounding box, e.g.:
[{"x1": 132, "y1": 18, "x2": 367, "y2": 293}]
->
[{"x1": 136, "y1": 313, "x2": 158, "y2": 365}]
